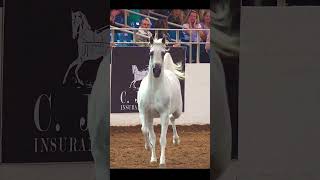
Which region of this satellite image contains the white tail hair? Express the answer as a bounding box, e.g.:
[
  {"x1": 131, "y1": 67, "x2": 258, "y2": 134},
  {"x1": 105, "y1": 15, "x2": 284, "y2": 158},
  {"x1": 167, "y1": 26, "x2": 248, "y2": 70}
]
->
[{"x1": 163, "y1": 52, "x2": 185, "y2": 80}]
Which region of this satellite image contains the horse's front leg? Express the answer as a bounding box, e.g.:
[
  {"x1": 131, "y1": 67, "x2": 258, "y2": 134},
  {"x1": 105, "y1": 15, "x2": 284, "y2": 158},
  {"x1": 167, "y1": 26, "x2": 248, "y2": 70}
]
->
[
  {"x1": 132, "y1": 81, "x2": 137, "y2": 89},
  {"x1": 147, "y1": 119, "x2": 157, "y2": 163},
  {"x1": 159, "y1": 112, "x2": 169, "y2": 166},
  {"x1": 75, "y1": 58, "x2": 85, "y2": 85},
  {"x1": 139, "y1": 113, "x2": 151, "y2": 151},
  {"x1": 63, "y1": 58, "x2": 80, "y2": 84},
  {"x1": 129, "y1": 80, "x2": 135, "y2": 88}
]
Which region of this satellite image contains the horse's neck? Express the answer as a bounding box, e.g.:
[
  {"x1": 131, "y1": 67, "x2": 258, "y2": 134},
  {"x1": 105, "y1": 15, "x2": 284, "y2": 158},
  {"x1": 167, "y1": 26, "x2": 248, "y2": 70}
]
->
[{"x1": 79, "y1": 28, "x2": 93, "y2": 40}]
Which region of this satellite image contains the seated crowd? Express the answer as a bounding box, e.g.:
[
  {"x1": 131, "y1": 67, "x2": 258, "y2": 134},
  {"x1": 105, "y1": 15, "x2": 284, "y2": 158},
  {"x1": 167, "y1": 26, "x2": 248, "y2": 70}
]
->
[{"x1": 110, "y1": 9, "x2": 211, "y2": 63}]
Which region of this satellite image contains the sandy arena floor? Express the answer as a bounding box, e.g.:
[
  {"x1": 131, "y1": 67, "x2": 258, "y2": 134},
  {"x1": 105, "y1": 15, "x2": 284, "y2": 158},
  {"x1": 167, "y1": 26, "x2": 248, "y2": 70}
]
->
[{"x1": 110, "y1": 124, "x2": 210, "y2": 169}]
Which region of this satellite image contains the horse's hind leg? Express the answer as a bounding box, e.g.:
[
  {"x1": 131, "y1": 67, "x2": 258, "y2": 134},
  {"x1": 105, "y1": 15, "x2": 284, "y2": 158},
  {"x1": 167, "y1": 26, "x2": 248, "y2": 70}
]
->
[
  {"x1": 170, "y1": 113, "x2": 180, "y2": 145},
  {"x1": 75, "y1": 58, "x2": 85, "y2": 85}
]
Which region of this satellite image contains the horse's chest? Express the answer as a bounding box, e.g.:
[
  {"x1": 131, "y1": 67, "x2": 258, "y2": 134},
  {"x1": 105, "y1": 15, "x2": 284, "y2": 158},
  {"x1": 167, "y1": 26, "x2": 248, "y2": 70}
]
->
[{"x1": 145, "y1": 93, "x2": 169, "y2": 113}]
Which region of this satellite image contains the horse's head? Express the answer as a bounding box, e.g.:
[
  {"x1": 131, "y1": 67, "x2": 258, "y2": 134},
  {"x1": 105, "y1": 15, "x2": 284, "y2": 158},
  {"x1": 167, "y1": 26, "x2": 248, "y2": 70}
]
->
[
  {"x1": 71, "y1": 11, "x2": 91, "y2": 39},
  {"x1": 149, "y1": 35, "x2": 169, "y2": 78}
]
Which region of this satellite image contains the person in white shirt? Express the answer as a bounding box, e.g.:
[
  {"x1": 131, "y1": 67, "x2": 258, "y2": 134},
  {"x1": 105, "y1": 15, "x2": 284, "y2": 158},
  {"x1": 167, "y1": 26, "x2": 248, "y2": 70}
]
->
[{"x1": 135, "y1": 17, "x2": 153, "y2": 47}]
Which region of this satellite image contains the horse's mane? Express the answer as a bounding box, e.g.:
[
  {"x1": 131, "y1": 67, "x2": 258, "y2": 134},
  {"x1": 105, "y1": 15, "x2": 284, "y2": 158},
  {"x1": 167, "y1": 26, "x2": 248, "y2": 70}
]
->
[
  {"x1": 78, "y1": 11, "x2": 92, "y2": 31},
  {"x1": 212, "y1": 0, "x2": 240, "y2": 57}
]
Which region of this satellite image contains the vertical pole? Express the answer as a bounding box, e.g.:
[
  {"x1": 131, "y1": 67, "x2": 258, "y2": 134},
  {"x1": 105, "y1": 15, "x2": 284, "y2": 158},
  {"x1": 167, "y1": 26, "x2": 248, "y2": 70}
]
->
[
  {"x1": 124, "y1": 9, "x2": 128, "y2": 27},
  {"x1": 196, "y1": 30, "x2": 200, "y2": 63},
  {"x1": 189, "y1": 29, "x2": 192, "y2": 63},
  {"x1": 176, "y1": 30, "x2": 179, "y2": 42}
]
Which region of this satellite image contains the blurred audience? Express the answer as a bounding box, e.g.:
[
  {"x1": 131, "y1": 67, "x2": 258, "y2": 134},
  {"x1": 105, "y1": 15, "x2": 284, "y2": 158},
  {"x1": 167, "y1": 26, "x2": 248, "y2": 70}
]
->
[
  {"x1": 110, "y1": 9, "x2": 210, "y2": 62},
  {"x1": 168, "y1": 9, "x2": 185, "y2": 26}
]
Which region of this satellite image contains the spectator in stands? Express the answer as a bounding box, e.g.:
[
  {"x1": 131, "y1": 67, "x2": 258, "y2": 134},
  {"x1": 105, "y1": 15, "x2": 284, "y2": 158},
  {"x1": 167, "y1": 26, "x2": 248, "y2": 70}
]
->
[
  {"x1": 200, "y1": 10, "x2": 211, "y2": 63},
  {"x1": 110, "y1": 10, "x2": 130, "y2": 29},
  {"x1": 110, "y1": 10, "x2": 118, "y2": 26},
  {"x1": 182, "y1": 10, "x2": 206, "y2": 42},
  {"x1": 200, "y1": 10, "x2": 211, "y2": 42},
  {"x1": 199, "y1": 9, "x2": 207, "y2": 21},
  {"x1": 152, "y1": 18, "x2": 181, "y2": 47},
  {"x1": 183, "y1": 9, "x2": 192, "y2": 19},
  {"x1": 152, "y1": 18, "x2": 170, "y2": 39},
  {"x1": 168, "y1": 9, "x2": 185, "y2": 26},
  {"x1": 182, "y1": 10, "x2": 208, "y2": 63},
  {"x1": 135, "y1": 17, "x2": 153, "y2": 47},
  {"x1": 111, "y1": 9, "x2": 124, "y2": 24},
  {"x1": 110, "y1": 10, "x2": 122, "y2": 39}
]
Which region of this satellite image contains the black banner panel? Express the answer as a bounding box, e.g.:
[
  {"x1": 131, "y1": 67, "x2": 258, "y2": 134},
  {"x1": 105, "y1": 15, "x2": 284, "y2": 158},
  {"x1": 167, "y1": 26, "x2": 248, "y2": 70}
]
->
[{"x1": 2, "y1": 0, "x2": 108, "y2": 163}]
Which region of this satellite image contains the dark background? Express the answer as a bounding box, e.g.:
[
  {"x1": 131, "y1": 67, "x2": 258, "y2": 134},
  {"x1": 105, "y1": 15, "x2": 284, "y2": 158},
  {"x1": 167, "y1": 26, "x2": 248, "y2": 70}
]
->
[{"x1": 2, "y1": 0, "x2": 107, "y2": 162}]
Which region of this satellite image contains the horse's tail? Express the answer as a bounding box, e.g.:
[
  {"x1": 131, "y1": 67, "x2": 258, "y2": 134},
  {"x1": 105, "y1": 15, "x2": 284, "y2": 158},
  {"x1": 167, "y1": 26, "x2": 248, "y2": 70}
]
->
[{"x1": 163, "y1": 52, "x2": 185, "y2": 80}]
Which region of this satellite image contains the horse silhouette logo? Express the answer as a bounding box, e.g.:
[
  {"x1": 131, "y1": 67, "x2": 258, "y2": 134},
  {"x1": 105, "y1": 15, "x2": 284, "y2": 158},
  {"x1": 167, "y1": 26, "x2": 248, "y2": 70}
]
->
[
  {"x1": 129, "y1": 65, "x2": 149, "y2": 89},
  {"x1": 63, "y1": 11, "x2": 108, "y2": 86}
]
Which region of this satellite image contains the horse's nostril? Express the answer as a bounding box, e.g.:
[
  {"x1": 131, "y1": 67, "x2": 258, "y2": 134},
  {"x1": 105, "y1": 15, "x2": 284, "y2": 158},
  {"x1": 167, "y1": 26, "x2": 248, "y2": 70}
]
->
[{"x1": 153, "y1": 65, "x2": 161, "y2": 78}]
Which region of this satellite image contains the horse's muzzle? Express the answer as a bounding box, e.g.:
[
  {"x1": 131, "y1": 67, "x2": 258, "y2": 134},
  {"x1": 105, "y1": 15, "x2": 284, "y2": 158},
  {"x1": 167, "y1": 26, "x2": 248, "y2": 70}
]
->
[{"x1": 153, "y1": 64, "x2": 161, "y2": 78}]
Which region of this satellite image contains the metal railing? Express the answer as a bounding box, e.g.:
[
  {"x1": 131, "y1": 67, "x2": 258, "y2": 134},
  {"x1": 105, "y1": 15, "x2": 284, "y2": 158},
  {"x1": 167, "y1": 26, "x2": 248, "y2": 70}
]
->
[
  {"x1": 110, "y1": 27, "x2": 210, "y2": 63},
  {"x1": 123, "y1": 9, "x2": 184, "y2": 29},
  {"x1": 148, "y1": 10, "x2": 169, "y2": 19}
]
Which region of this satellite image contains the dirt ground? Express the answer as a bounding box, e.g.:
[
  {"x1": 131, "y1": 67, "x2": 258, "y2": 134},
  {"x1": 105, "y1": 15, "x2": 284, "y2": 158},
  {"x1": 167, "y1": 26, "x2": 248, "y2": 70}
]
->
[{"x1": 110, "y1": 124, "x2": 210, "y2": 169}]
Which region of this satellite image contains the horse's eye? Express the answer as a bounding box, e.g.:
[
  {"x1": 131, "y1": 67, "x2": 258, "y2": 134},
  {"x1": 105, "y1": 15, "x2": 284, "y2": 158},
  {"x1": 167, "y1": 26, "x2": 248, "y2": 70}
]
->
[
  {"x1": 161, "y1": 52, "x2": 166, "y2": 58},
  {"x1": 150, "y1": 52, "x2": 154, "y2": 56}
]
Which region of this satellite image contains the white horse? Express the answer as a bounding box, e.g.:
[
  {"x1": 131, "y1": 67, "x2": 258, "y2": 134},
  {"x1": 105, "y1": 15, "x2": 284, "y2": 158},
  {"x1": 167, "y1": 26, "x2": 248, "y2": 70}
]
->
[
  {"x1": 137, "y1": 36, "x2": 185, "y2": 166},
  {"x1": 63, "y1": 11, "x2": 108, "y2": 86},
  {"x1": 129, "y1": 65, "x2": 149, "y2": 89}
]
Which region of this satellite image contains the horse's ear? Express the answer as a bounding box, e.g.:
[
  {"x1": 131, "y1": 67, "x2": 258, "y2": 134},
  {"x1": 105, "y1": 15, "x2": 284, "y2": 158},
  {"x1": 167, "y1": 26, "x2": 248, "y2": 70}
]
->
[
  {"x1": 149, "y1": 35, "x2": 154, "y2": 45},
  {"x1": 162, "y1": 35, "x2": 166, "y2": 44}
]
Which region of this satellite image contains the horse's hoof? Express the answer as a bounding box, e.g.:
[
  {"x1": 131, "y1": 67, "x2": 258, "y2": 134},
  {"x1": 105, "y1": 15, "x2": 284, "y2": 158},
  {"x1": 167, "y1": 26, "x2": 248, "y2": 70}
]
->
[
  {"x1": 159, "y1": 163, "x2": 166, "y2": 168},
  {"x1": 144, "y1": 144, "x2": 150, "y2": 150},
  {"x1": 77, "y1": 80, "x2": 84, "y2": 86},
  {"x1": 150, "y1": 158, "x2": 157, "y2": 163},
  {"x1": 173, "y1": 137, "x2": 180, "y2": 145}
]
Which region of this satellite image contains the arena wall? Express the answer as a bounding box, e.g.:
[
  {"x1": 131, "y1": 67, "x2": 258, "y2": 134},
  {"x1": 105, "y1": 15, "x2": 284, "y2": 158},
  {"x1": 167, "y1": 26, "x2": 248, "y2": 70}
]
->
[{"x1": 110, "y1": 63, "x2": 210, "y2": 126}]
